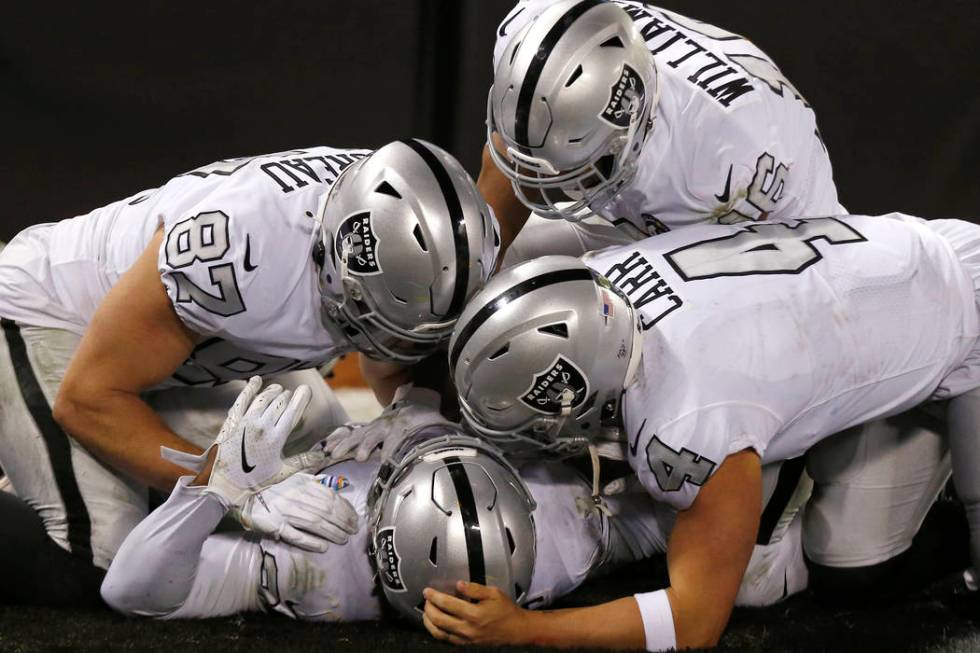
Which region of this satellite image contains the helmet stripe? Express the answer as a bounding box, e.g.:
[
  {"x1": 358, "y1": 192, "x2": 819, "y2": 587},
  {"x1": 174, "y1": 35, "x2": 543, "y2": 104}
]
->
[
  {"x1": 514, "y1": 0, "x2": 602, "y2": 150},
  {"x1": 450, "y1": 267, "x2": 593, "y2": 371},
  {"x1": 399, "y1": 139, "x2": 470, "y2": 317},
  {"x1": 446, "y1": 457, "x2": 486, "y2": 585}
]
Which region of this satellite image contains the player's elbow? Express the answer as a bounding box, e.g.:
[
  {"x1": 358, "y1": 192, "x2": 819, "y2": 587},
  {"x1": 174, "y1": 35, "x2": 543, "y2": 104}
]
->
[
  {"x1": 52, "y1": 376, "x2": 105, "y2": 446},
  {"x1": 677, "y1": 623, "x2": 725, "y2": 650},
  {"x1": 675, "y1": 603, "x2": 729, "y2": 649},
  {"x1": 689, "y1": 627, "x2": 725, "y2": 650},
  {"x1": 101, "y1": 564, "x2": 179, "y2": 618},
  {"x1": 52, "y1": 381, "x2": 84, "y2": 434},
  {"x1": 100, "y1": 571, "x2": 135, "y2": 615}
]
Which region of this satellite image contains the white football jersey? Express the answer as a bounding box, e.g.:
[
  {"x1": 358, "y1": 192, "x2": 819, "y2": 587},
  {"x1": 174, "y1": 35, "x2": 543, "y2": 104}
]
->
[
  {"x1": 140, "y1": 458, "x2": 670, "y2": 621},
  {"x1": 0, "y1": 147, "x2": 369, "y2": 385},
  {"x1": 583, "y1": 214, "x2": 980, "y2": 510},
  {"x1": 493, "y1": 1, "x2": 843, "y2": 237}
]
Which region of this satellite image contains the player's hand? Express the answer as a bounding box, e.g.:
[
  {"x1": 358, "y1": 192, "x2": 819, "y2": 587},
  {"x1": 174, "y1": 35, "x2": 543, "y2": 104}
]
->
[
  {"x1": 422, "y1": 581, "x2": 534, "y2": 646},
  {"x1": 173, "y1": 376, "x2": 328, "y2": 509},
  {"x1": 322, "y1": 383, "x2": 450, "y2": 462},
  {"x1": 234, "y1": 472, "x2": 358, "y2": 552}
]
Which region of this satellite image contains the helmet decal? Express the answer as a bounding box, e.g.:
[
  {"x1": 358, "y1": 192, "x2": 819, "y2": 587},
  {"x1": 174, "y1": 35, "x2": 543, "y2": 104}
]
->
[
  {"x1": 398, "y1": 139, "x2": 470, "y2": 316},
  {"x1": 514, "y1": 0, "x2": 603, "y2": 149},
  {"x1": 374, "y1": 526, "x2": 406, "y2": 592},
  {"x1": 335, "y1": 212, "x2": 381, "y2": 275},
  {"x1": 520, "y1": 354, "x2": 590, "y2": 415},
  {"x1": 599, "y1": 63, "x2": 645, "y2": 128}
]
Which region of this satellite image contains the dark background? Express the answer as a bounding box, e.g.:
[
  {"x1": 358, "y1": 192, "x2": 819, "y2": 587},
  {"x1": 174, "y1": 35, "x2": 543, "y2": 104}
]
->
[{"x1": 1, "y1": 0, "x2": 978, "y2": 241}]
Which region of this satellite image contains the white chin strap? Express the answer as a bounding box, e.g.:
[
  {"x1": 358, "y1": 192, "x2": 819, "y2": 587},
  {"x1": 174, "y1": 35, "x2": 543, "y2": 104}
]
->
[
  {"x1": 623, "y1": 322, "x2": 645, "y2": 389},
  {"x1": 587, "y1": 444, "x2": 612, "y2": 517}
]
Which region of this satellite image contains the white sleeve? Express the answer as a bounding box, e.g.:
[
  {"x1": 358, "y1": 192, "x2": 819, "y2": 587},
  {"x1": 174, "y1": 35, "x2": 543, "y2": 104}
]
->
[
  {"x1": 628, "y1": 403, "x2": 780, "y2": 511},
  {"x1": 101, "y1": 477, "x2": 261, "y2": 619},
  {"x1": 157, "y1": 193, "x2": 249, "y2": 337}
]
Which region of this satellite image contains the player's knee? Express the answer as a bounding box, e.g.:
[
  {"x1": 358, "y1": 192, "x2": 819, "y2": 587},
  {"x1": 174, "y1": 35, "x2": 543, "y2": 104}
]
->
[{"x1": 807, "y1": 500, "x2": 969, "y2": 605}]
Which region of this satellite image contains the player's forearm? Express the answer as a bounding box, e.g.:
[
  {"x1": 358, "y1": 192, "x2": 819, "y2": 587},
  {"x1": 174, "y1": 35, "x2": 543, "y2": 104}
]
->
[
  {"x1": 101, "y1": 476, "x2": 227, "y2": 616},
  {"x1": 525, "y1": 597, "x2": 647, "y2": 650},
  {"x1": 477, "y1": 142, "x2": 530, "y2": 265},
  {"x1": 53, "y1": 386, "x2": 202, "y2": 492},
  {"x1": 360, "y1": 355, "x2": 412, "y2": 405}
]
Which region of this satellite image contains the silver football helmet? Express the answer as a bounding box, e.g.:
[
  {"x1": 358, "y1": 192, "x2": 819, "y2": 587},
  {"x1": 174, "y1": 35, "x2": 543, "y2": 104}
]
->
[
  {"x1": 449, "y1": 255, "x2": 643, "y2": 454},
  {"x1": 488, "y1": 0, "x2": 659, "y2": 221},
  {"x1": 368, "y1": 425, "x2": 536, "y2": 624},
  {"x1": 317, "y1": 139, "x2": 499, "y2": 363}
]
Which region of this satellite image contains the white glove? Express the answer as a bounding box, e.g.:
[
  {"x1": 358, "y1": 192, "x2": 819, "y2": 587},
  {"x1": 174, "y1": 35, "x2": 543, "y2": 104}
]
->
[
  {"x1": 234, "y1": 472, "x2": 359, "y2": 552},
  {"x1": 163, "y1": 377, "x2": 333, "y2": 535},
  {"x1": 322, "y1": 383, "x2": 451, "y2": 462}
]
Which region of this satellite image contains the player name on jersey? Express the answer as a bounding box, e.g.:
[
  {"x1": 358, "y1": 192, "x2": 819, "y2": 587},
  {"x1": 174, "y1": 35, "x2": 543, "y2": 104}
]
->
[
  {"x1": 178, "y1": 150, "x2": 368, "y2": 195},
  {"x1": 620, "y1": 2, "x2": 806, "y2": 110},
  {"x1": 599, "y1": 250, "x2": 683, "y2": 329}
]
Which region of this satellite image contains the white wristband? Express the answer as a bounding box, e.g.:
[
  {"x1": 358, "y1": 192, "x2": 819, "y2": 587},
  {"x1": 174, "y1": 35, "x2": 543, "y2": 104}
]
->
[{"x1": 634, "y1": 590, "x2": 676, "y2": 652}]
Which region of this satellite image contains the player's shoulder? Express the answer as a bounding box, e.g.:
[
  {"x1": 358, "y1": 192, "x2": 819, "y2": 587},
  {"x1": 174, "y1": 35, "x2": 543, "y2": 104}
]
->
[
  {"x1": 625, "y1": 393, "x2": 779, "y2": 509},
  {"x1": 169, "y1": 146, "x2": 371, "y2": 200}
]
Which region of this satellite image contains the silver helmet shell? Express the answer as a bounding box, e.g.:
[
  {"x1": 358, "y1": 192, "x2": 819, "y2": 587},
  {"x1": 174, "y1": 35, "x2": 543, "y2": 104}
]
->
[
  {"x1": 317, "y1": 139, "x2": 499, "y2": 363},
  {"x1": 488, "y1": 0, "x2": 658, "y2": 221},
  {"x1": 368, "y1": 425, "x2": 536, "y2": 624},
  {"x1": 449, "y1": 255, "x2": 643, "y2": 454}
]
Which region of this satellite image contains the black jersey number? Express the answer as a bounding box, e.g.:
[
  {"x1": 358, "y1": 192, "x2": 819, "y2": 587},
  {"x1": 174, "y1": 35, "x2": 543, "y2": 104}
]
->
[
  {"x1": 164, "y1": 211, "x2": 246, "y2": 317},
  {"x1": 663, "y1": 218, "x2": 867, "y2": 281}
]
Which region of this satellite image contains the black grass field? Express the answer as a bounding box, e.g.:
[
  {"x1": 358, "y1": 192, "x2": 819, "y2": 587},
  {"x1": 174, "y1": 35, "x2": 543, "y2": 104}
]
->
[{"x1": 3, "y1": 558, "x2": 979, "y2": 653}]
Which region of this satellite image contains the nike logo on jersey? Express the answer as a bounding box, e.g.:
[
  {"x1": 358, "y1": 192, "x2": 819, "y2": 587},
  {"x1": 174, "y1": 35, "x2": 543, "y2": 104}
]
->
[
  {"x1": 714, "y1": 164, "x2": 733, "y2": 204},
  {"x1": 241, "y1": 428, "x2": 256, "y2": 473},
  {"x1": 498, "y1": 7, "x2": 525, "y2": 37},
  {"x1": 243, "y1": 235, "x2": 258, "y2": 272},
  {"x1": 628, "y1": 419, "x2": 647, "y2": 457}
]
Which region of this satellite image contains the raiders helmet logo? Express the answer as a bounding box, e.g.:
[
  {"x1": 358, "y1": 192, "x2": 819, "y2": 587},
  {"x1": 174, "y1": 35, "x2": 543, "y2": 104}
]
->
[
  {"x1": 374, "y1": 527, "x2": 406, "y2": 592},
  {"x1": 335, "y1": 211, "x2": 382, "y2": 275},
  {"x1": 599, "y1": 64, "x2": 645, "y2": 129},
  {"x1": 520, "y1": 355, "x2": 590, "y2": 415}
]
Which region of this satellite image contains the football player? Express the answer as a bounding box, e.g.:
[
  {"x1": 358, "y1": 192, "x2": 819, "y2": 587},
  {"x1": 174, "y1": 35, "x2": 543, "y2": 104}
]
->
[
  {"x1": 100, "y1": 380, "x2": 805, "y2": 623},
  {"x1": 0, "y1": 140, "x2": 497, "y2": 600},
  {"x1": 447, "y1": 213, "x2": 980, "y2": 649},
  {"x1": 480, "y1": 0, "x2": 844, "y2": 265}
]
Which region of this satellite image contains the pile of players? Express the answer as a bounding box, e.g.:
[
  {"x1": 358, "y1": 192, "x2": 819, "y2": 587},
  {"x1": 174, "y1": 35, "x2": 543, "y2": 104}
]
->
[{"x1": 2, "y1": 1, "x2": 978, "y2": 650}]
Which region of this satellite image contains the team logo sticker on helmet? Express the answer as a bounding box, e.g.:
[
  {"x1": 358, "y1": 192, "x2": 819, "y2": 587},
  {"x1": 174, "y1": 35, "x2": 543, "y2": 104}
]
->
[
  {"x1": 374, "y1": 526, "x2": 406, "y2": 592},
  {"x1": 599, "y1": 63, "x2": 645, "y2": 128},
  {"x1": 520, "y1": 355, "x2": 590, "y2": 415},
  {"x1": 335, "y1": 211, "x2": 381, "y2": 275}
]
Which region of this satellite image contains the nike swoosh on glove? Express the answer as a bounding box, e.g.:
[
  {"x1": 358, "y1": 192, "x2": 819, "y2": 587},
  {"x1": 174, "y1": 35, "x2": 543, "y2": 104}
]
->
[
  {"x1": 322, "y1": 383, "x2": 453, "y2": 462},
  {"x1": 162, "y1": 376, "x2": 335, "y2": 549}
]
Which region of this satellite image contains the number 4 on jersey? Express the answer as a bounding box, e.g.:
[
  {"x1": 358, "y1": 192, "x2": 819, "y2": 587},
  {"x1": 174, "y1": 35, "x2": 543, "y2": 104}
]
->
[
  {"x1": 664, "y1": 218, "x2": 867, "y2": 281},
  {"x1": 646, "y1": 436, "x2": 717, "y2": 492}
]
